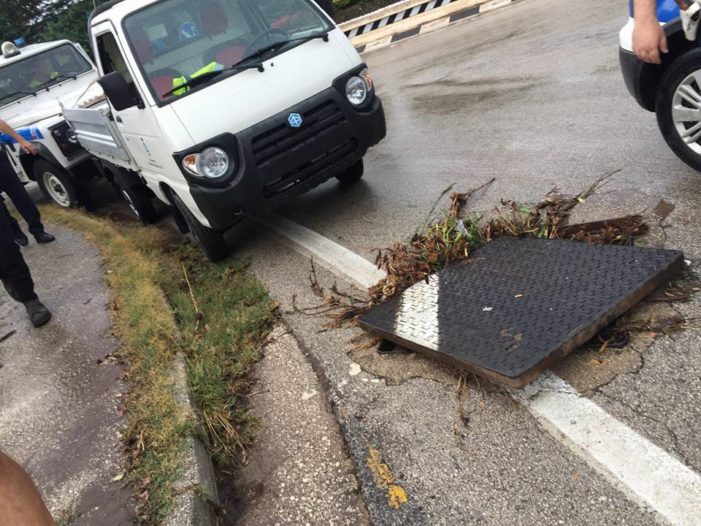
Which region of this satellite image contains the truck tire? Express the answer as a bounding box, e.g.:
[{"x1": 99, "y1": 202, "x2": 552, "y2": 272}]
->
[
  {"x1": 34, "y1": 160, "x2": 81, "y2": 208},
  {"x1": 336, "y1": 159, "x2": 364, "y2": 184},
  {"x1": 656, "y1": 47, "x2": 701, "y2": 171},
  {"x1": 120, "y1": 185, "x2": 157, "y2": 224},
  {"x1": 172, "y1": 193, "x2": 229, "y2": 262}
]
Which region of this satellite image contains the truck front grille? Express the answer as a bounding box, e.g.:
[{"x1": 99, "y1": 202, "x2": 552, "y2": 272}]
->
[
  {"x1": 263, "y1": 138, "x2": 358, "y2": 201},
  {"x1": 251, "y1": 99, "x2": 347, "y2": 167}
]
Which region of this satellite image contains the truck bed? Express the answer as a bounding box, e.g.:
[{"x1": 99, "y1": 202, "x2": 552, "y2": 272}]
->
[{"x1": 63, "y1": 83, "x2": 136, "y2": 171}]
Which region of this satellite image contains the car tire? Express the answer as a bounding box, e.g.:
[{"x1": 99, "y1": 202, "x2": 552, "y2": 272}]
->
[
  {"x1": 120, "y1": 185, "x2": 157, "y2": 224},
  {"x1": 336, "y1": 159, "x2": 364, "y2": 184},
  {"x1": 34, "y1": 160, "x2": 81, "y2": 208},
  {"x1": 656, "y1": 47, "x2": 701, "y2": 171},
  {"x1": 171, "y1": 192, "x2": 229, "y2": 262}
]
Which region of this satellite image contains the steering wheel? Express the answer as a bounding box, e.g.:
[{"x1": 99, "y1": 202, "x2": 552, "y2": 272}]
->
[{"x1": 244, "y1": 28, "x2": 289, "y2": 57}]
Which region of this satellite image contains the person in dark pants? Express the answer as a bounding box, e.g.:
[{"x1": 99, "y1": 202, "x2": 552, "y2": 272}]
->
[
  {"x1": 0, "y1": 196, "x2": 51, "y2": 327},
  {"x1": 0, "y1": 119, "x2": 55, "y2": 246}
]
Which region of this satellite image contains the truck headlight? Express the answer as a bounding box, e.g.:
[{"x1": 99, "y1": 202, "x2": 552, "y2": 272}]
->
[
  {"x1": 182, "y1": 147, "x2": 230, "y2": 179},
  {"x1": 346, "y1": 68, "x2": 373, "y2": 106}
]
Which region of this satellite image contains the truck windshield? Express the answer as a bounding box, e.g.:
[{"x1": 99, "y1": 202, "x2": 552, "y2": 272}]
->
[
  {"x1": 123, "y1": 0, "x2": 333, "y2": 103},
  {"x1": 0, "y1": 44, "x2": 93, "y2": 107}
]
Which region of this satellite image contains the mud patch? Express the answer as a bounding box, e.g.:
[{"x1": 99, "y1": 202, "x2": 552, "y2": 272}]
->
[
  {"x1": 412, "y1": 79, "x2": 543, "y2": 115},
  {"x1": 406, "y1": 75, "x2": 538, "y2": 90}
]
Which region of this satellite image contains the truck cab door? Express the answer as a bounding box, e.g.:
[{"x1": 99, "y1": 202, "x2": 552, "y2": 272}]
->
[{"x1": 93, "y1": 27, "x2": 169, "y2": 177}]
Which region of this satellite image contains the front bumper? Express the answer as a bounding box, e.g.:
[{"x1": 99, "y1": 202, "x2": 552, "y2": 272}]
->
[{"x1": 187, "y1": 87, "x2": 386, "y2": 231}]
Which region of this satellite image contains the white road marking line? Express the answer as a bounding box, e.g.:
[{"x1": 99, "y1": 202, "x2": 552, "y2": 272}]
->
[
  {"x1": 517, "y1": 373, "x2": 701, "y2": 526},
  {"x1": 256, "y1": 214, "x2": 385, "y2": 289},
  {"x1": 262, "y1": 214, "x2": 701, "y2": 525}
]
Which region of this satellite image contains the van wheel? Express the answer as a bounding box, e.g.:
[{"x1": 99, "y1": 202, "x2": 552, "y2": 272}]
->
[
  {"x1": 656, "y1": 48, "x2": 701, "y2": 171},
  {"x1": 336, "y1": 159, "x2": 364, "y2": 184},
  {"x1": 120, "y1": 185, "x2": 157, "y2": 224},
  {"x1": 172, "y1": 193, "x2": 229, "y2": 262},
  {"x1": 35, "y1": 160, "x2": 80, "y2": 208}
]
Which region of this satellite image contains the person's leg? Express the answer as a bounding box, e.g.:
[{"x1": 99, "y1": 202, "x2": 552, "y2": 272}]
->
[
  {"x1": 0, "y1": 451, "x2": 55, "y2": 526},
  {"x1": 0, "y1": 197, "x2": 28, "y2": 246},
  {"x1": 0, "y1": 204, "x2": 50, "y2": 326},
  {"x1": 0, "y1": 152, "x2": 53, "y2": 243}
]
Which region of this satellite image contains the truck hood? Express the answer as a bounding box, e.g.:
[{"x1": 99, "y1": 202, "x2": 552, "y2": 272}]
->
[
  {"x1": 0, "y1": 72, "x2": 99, "y2": 128},
  {"x1": 168, "y1": 30, "x2": 359, "y2": 144}
]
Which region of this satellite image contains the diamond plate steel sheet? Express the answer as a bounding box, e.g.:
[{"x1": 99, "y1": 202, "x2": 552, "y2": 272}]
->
[{"x1": 358, "y1": 238, "x2": 684, "y2": 387}]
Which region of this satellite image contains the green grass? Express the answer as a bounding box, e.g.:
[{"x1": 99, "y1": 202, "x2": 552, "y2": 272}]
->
[
  {"x1": 41, "y1": 207, "x2": 274, "y2": 523},
  {"x1": 156, "y1": 244, "x2": 275, "y2": 464}
]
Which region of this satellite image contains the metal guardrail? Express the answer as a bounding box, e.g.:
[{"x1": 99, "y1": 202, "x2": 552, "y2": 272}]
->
[{"x1": 339, "y1": 0, "x2": 517, "y2": 52}]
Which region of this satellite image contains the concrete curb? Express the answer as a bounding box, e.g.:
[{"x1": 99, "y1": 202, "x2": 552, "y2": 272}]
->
[
  {"x1": 165, "y1": 354, "x2": 219, "y2": 526},
  {"x1": 340, "y1": 0, "x2": 521, "y2": 54}
]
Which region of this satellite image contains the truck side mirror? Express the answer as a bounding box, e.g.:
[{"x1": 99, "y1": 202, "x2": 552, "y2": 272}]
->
[{"x1": 98, "y1": 72, "x2": 142, "y2": 111}]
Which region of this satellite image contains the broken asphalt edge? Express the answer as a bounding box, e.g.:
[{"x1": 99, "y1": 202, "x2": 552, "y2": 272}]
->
[
  {"x1": 340, "y1": 0, "x2": 524, "y2": 54},
  {"x1": 276, "y1": 318, "x2": 416, "y2": 522},
  {"x1": 164, "y1": 354, "x2": 219, "y2": 526}
]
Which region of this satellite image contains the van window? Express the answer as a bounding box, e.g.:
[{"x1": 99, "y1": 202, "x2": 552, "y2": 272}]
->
[
  {"x1": 123, "y1": 0, "x2": 333, "y2": 104},
  {"x1": 96, "y1": 32, "x2": 134, "y2": 84}
]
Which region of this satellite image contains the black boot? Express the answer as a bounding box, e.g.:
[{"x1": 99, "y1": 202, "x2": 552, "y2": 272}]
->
[
  {"x1": 34, "y1": 231, "x2": 55, "y2": 244},
  {"x1": 24, "y1": 299, "x2": 51, "y2": 327}
]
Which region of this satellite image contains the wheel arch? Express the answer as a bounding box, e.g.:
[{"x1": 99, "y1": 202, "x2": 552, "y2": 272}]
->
[
  {"x1": 20, "y1": 144, "x2": 63, "y2": 182},
  {"x1": 159, "y1": 182, "x2": 190, "y2": 234},
  {"x1": 639, "y1": 21, "x2": 700, "y2": 111}
]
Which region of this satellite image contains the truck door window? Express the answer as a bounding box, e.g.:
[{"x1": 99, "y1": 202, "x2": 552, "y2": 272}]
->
[
  {"x1": 96, "y1": 32, "x2": 134, "y2": 85},
  {"x1": 123, "y1": 0, "x2": 332, "y2": 104}
]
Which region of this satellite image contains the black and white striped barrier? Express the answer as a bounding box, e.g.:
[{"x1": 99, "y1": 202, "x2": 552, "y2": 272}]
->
[
  {"x1": 340, "y1": 0, "x2": 519, "y2": 53},
  {"x1": 344, "y1": 0, "x2": 460, "y2": 39}
]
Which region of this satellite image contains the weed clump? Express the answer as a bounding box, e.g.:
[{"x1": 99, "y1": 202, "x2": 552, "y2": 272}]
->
[{"x1": 369, "y1": 172, "x2": 647, "y2": 305}]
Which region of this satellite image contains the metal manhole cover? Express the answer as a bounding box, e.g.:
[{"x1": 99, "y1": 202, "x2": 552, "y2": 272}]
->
[{"x1": 358, "y1": 238, "x2": 684, "y2": 387}]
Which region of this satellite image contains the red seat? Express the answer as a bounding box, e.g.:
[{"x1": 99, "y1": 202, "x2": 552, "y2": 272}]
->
[
  {"x1": 271, "y1": 14, "x2": 299, "y2": 29},
  {"x1": 151, "y1": 76, "x2": 175, "y2": 100},
  {"x1": 130, "y1": 27, "x2": 154, "y2": 64},
  {"x1": 215, "y1": 46, "x2": 245, "y2": 67},
  {"x1": 201, "y1": 2, "x2": 228, "y2": 36}
]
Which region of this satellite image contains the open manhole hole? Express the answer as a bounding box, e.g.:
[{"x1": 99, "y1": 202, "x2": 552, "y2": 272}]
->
[{"x1": 358, "y1": 238, "x2": 684, "y2": 387}]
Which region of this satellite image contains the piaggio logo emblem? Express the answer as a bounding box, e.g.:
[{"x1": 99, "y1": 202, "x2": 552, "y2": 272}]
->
[{"x1": 288, "y1": 113, "x2": 303, "y2": 128}]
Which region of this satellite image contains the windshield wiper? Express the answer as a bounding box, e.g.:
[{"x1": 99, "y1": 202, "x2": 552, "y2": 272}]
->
[
  {"x1": 33, "y1": 73, "x2": 79, "y2": 93},
  {"x1": 240, "y1": 31, "x2": 330, "y2": 65},
  {"x1": 162, "y1": 62, "x2": 264, "y2": 97}
]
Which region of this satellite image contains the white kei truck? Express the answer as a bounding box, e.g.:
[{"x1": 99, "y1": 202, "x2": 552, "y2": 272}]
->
[
  {"x1": 0, "y1": 39, "x2": 100, "y2": 208},
  {"x1": 64, "y1": 0, "x2": 386, "y2": 261}
]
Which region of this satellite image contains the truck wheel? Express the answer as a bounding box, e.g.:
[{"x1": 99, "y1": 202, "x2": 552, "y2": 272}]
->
[
  {"x1": 35, "y1": 160, "x2": 80, "y2": 208},
  {"x1": 172, "y1": 193, "x2": 229, "y2": 262},
  {"x1": 120, "y1": 185, "x2": 157, "y2": 224},
  {"x1": 336, "y1": 159, "x2": 364, "y2": 184},
  {"x1": 656, "y1": 48, "x2": 701, "y2": 171}
]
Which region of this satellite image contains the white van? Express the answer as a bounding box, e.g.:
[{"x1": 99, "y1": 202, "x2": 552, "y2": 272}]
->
[
  {"x1": 64, "y1": 0, "x2": 386, "y2": 261},
  {"x1": 0, "y1": 40, "x2": 99, "y2": 207}
]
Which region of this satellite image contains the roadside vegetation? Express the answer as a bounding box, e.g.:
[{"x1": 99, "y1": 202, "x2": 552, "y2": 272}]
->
[{"x1": 41, "y1": 207, "x2": 274, "y2": 524}]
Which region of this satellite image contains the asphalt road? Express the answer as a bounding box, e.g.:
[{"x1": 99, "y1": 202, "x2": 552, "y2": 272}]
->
[
  {"x1": 278, "y1": 0, "x2": 701, "y2": 260},
  {"x1": 231, "y1": 0, "x2": 701, "y2": 523}
]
